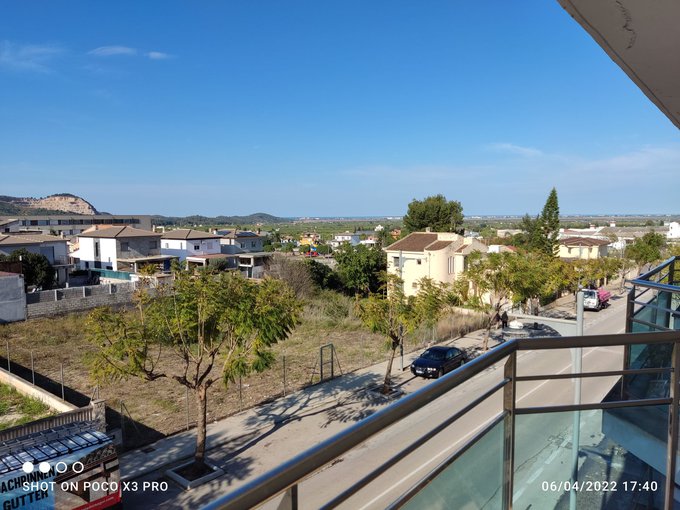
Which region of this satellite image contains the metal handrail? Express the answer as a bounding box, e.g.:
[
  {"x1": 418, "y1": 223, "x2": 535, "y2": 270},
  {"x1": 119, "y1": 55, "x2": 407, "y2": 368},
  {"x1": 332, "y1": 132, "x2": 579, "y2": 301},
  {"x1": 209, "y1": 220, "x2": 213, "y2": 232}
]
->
[
  {"x1": 204, "y1": 330, "x2": 680, "y2": 510},
  {"x1": 635, "y1": 256, "x2": 676, "y2": 282}
]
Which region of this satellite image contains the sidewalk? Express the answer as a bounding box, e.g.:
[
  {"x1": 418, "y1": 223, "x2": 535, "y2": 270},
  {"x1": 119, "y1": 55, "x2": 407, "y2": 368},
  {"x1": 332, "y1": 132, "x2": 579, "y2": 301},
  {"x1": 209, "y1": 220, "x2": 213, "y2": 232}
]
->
[
  {"x1": 116, "y1": 326, "x2": 510, "y2": 508},
  {"x1": 121, "y1": 330, "x2": 504, "y2": 477}
]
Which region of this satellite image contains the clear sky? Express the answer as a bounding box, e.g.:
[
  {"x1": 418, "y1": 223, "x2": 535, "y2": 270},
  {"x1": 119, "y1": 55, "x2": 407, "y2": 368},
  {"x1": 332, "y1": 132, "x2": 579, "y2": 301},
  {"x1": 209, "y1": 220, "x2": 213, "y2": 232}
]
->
[{"x1": 1, "y1": 1, "x2": 678, "y2": 218}]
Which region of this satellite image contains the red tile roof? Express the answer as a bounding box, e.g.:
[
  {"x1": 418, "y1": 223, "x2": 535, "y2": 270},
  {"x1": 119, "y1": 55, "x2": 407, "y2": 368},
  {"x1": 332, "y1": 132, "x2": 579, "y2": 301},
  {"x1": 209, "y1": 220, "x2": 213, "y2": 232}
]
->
[
  {"x1": 78, "y1": 226, "x2": 161, "y2": 239},
  {"x1": 162, "y1": 229, "x2": 222, "y2": 240},
  {"x1": 560, "y1": 237, "x2": 610, "y2": 247},
  {"x1": 426, "y1": 240, "x2": 453, "y2": 251},
  {"x1": 386, "y1": 233, "x2": 438, "y2": 252}
]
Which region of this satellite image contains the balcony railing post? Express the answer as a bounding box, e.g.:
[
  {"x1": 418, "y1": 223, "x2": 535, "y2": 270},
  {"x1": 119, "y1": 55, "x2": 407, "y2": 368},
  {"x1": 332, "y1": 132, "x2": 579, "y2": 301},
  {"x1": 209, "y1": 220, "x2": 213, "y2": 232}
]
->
[
  {"x1": 502, "y1": 351, "x2": 516, "y2": 510},
  {"x1": 664, "y1": 341, "x2": 680, "y2": 510},
  {"x1": 277, "y1": 484, "x2": 298, "y2": 510}
]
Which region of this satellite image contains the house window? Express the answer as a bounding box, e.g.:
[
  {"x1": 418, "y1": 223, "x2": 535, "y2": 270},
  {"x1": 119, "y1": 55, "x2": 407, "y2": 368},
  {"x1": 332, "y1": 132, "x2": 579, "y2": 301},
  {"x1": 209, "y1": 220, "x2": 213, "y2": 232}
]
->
[
  {"x1": 251, "y1": 241, "x2": 256, "y2": 248},
  {"x1": 448, "y1": 256, "x2": 454, "y2": 274},
  {"x1": 417, "y1": 259, "x2": 422, "y2": 265},
  {"x1": 393, "y1": 256, "x2": 400, "y2": 266},
  {"x1": 95, "y1": 243, "x2": 100, "y2": 257},
  {"x1": 121, "y1": 242, "x2": 129, "y2": 252},
  {"x1": 412, "y1": 282, "x2": 418, "y2": 289},
  {"x1": 149, "y1": 241, "x2": 158, "y2": 250},
  {"x1": 164, "y1": 243, "x2": 169, "y2": 248},
  {"x1": 194, "y1": 244, "x2": 200, "y2": 250}
]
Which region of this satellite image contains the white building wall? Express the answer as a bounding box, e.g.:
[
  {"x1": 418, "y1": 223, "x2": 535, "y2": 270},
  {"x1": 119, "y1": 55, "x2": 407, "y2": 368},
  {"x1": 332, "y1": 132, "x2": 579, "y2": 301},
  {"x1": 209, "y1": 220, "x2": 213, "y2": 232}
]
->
[
  {"x1": 667, "y1": 222, "x2": 680, "y2": 240},
  {"x1": 100, "y1": 238, "x2": 119, "y2": 270},
  {"x1": 77, "y1": 238, "x2": 96, "y2": 270},
  {"x1": 162, "y1": 238, "x2": 221, "y2": 261}
]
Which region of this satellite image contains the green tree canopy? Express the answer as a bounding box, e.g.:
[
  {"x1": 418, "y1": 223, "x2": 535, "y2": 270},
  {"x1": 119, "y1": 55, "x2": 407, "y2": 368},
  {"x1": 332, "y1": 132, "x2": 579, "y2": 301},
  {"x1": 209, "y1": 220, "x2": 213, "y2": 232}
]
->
[
  {"x1": 458, "y1": 251, "x2": 514, "y2": 350},
  {"x1": 403, "y1": 194, "x2": 464, "y2": 234},
  {"x1": 0, "y1": 248, "x2": 54, "y2": 289},
  {"x1": 516, "y1": 188, "x2": 561, "y2": 256},
  {"x1": 86, "y1": 272, "x2": 302, "y2": 468},
  {"x1": 357, "y1": 274, "x2": 444, "y2": 392},
  {"x1": 334, "y1": 244, "x2": 386, "y2": 296},
  {"x1": 539, "y1": 187, "x2": 560, "y2": 256},
  {"x1": 626, "y1": 232, "x2": 666, "y2": 270}
]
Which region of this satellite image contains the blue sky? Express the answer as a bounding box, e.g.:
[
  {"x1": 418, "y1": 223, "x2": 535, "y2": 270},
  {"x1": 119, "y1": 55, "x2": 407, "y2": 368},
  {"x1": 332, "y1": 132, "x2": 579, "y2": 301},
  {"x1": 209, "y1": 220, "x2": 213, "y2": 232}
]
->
[{"x1": 1, "y1": 1, "x2": 678, "y2": 218}]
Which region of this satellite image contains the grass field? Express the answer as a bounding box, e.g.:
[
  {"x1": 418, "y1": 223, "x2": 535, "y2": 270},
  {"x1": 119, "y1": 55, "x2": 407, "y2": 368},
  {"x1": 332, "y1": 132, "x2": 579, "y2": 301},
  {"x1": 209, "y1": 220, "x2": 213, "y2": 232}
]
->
[
  {"x1": 0, "y1": 382, "x2": 55, "y2": 431},
  {"x1": 0, "y1": 297, "x2": 485, "y2": 448}
]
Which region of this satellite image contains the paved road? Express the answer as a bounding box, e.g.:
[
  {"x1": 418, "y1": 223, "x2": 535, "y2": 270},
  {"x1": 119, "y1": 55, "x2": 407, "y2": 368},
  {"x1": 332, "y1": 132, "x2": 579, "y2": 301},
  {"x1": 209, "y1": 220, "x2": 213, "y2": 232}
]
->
[
  {"x1": 123, "y1": 292, "x2": 628, "y2": 509},
  {"x1": 273, "y1": 292, "x2": 629, "y2": 509}
]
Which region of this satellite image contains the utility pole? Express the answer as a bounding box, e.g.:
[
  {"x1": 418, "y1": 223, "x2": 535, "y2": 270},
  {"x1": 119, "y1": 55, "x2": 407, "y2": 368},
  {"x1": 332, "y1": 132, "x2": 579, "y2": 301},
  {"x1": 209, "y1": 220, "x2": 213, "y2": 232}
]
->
[{"x1": 569, "y1": 291, "x2": 584, "y2": 510}]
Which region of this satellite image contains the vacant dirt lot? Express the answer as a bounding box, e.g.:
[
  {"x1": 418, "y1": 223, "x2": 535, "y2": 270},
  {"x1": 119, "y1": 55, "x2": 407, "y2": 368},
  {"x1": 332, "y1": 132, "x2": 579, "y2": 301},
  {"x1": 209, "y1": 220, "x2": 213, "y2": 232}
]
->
[{"x1": 0, "y1": 302, "x2": 485, "y2": 449}]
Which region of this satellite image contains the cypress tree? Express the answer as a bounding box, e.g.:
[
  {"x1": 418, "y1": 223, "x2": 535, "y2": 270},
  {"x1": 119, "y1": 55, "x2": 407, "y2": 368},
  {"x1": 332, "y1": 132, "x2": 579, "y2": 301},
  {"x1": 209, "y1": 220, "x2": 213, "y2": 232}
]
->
[{"x1": 540, "y1": 187, "x2": 560, "y2": 256}]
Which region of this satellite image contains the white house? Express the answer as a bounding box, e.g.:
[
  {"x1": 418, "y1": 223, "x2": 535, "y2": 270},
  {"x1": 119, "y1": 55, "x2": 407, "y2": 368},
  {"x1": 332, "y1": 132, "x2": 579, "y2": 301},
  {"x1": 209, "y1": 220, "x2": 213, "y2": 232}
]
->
[
  {"x1": 0, "y1": 233, "x2": 72, "y2": 285},
  {"x1": 216, "y1": 230, "x2": 265, "y2": 254},
  {"x1": 76, "y1": 226, "x2": 177, "y2": 276},
  {"x1": 667, "y1": 222, "x2": 680, "y2": 240},
  {"x1": 329, "y1": 232, "x2": 360, "y2": 249},
  {"x1": 161, "y1": 229, "x2": 223, "y2": 262}
]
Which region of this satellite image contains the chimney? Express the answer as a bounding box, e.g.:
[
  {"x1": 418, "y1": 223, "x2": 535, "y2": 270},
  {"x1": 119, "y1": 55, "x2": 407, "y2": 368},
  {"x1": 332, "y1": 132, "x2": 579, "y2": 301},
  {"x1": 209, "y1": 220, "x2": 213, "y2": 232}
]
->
[{"x1": 425, "y1": 227, "x2": 431, "y2": 233}]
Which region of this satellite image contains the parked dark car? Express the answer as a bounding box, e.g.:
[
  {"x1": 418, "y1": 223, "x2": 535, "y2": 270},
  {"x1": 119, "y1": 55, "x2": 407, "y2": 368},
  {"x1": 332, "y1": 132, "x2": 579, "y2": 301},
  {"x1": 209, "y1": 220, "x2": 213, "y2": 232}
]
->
[{"x1": 411, "y1": 346, "x2": 467, "y2": 379}]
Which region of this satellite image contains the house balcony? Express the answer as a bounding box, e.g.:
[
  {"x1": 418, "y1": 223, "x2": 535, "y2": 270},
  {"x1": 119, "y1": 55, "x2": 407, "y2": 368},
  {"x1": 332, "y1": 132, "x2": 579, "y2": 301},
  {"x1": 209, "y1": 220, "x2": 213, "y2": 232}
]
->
[{"x1": 205, "y1": 327, "x2": 680, "y2": 510}]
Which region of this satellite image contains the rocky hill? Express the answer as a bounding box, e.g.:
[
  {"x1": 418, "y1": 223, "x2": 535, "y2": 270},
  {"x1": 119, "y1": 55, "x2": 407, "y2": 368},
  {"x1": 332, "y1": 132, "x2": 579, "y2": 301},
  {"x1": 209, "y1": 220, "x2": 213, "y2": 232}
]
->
[{"x1": 0, "y1": 194, "x2": 99, "y2": 216}]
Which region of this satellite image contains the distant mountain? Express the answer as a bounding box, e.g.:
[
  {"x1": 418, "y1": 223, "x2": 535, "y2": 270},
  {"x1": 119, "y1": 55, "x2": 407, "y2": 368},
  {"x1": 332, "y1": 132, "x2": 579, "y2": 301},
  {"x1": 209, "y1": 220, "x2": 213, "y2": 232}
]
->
[
  {"x1": 0, "y1": 193, "x2": 99, "y2": 216},
  {"x1": 152, "y1": 212, "x2": 291, "y2": 226}
]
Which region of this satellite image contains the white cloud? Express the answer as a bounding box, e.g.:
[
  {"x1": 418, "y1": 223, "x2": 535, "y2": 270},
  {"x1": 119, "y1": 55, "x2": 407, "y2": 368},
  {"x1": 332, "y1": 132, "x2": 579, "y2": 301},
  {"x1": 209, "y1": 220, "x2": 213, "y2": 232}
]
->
[
  {"x1": 487, "y1": 142, "x2": 543, "y2": 157},
  {"x1": 146, "y1": 51, "x2": 171, "y2": 60},
  {"x1": 0, "y1": 41, "x2": 63, "y2": 72},
  {"x1": 88, "y1": 46, "x2": 138, "y2": 57}
]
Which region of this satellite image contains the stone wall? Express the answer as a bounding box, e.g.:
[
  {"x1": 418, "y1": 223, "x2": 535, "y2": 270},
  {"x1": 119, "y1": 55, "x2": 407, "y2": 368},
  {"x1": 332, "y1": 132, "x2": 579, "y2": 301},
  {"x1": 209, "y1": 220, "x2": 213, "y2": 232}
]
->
[
  {"x1": 0, "y1": 274, "x2": 27, "y2": 323},
  {"x1": 26, "y1": 283, "x2": 138, "y2": 318},
  {"x1": 27, "y1": 290, "x2": 134, "y2": 318}
]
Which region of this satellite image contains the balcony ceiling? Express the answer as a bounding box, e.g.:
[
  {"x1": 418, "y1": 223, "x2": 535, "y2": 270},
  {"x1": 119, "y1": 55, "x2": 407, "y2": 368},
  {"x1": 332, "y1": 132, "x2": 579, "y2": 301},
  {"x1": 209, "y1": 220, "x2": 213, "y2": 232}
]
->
[{"x1": 559, "y1": 0, "x2": 680, "y2": 129}]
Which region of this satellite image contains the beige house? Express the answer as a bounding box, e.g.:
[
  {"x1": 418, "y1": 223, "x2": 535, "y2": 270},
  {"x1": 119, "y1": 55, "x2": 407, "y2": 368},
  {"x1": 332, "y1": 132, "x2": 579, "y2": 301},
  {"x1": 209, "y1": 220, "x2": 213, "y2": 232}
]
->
[
  {"x1": 558, "y1": 237, "x2": 609, "y2": 260},
  {"x1": 384, "y1": 232, "x2": 487, "y2": 296}
]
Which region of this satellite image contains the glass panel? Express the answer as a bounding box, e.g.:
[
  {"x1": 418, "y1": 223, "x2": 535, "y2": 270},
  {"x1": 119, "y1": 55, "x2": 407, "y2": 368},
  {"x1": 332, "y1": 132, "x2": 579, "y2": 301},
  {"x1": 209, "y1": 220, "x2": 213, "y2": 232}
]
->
[
  {"x1": 514, "y1": 407, "x2": 667, "y2": 509},
  {"x1": 401, "y1": 417, "x2": 504, "y2": 510},
  {"x1": 628, "y1": 343, "x2": 673, "y2": 370},
  {"x1": 632, "y1": 289, "x2": 680, "y2": 332},
  {"x1": 517, "y1": 346, "x2": 625, "y2": 377}
]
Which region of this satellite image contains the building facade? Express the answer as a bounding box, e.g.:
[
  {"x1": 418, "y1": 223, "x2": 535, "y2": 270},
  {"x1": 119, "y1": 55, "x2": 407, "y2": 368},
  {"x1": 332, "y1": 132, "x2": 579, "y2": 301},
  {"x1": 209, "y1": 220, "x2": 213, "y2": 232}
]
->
[
  {"x1": 76, "y1": 226, "x2": 176, "y2": 276},
  {"x1": 161, "y1": 229, "x2": 223, "y2": 262},
  {"x1": 384, "y1": 232, "x2": 487, "y2": 296},
  {"x1": 0, "y1": 215, "x2": 152, "y2": 236}
]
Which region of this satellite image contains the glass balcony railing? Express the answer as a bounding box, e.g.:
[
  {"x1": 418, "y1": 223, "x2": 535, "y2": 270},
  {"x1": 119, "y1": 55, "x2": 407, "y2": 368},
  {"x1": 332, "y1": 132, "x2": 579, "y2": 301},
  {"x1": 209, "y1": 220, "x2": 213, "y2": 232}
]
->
[{"x1": 203, "y1": 330, "x2": 680, "y2": 510}]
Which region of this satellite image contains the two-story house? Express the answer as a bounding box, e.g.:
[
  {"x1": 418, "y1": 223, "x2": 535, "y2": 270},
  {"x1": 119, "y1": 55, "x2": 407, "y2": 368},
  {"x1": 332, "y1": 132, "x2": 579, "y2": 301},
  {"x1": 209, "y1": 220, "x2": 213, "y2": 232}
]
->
[
  {"x1": 0, "y1": 233, "x2": 72, "y2": 285},
  {"x1": 76, "y1": 226, "x2": 177, "y2": 276},
  {"x1": 384, "y1": 231, "x2": 487, "y2": 296},
  {"x1": 215, "y1": 230, "x2": 271, "y2": 278},
  {"x1": 329, "y1": 232, "x2": 360, "y2": 249},
  {"x1": 161, "y1": 229, "x2": 224, "y2": 265},
  {"x1": 216, "y1": 230, "x2": 265, "y2": 254},
  {"x1": 558, "y1": 237, "x2": 610, "y2": 260}
]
